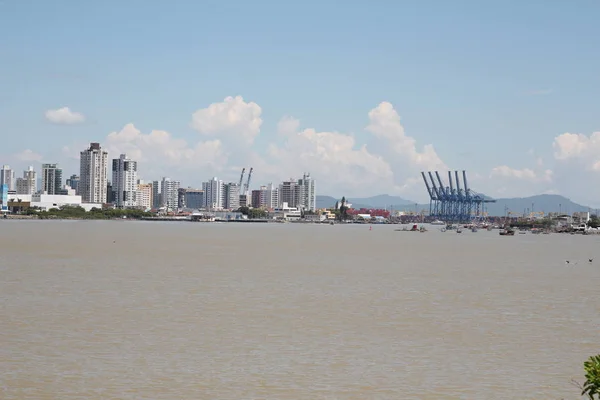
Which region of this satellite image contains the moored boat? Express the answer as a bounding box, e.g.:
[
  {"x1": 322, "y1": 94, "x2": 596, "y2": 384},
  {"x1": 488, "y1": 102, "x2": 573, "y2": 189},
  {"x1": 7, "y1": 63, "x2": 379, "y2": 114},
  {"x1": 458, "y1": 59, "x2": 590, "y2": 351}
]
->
[{"x1": 499, "y1": 227, "x2": 515, "y2": 236}]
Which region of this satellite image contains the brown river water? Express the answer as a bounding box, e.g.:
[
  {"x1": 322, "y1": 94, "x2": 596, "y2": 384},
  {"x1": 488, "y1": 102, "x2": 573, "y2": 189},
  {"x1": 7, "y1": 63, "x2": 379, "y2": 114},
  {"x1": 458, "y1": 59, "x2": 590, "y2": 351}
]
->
[{"x1": 1, "y1": 220, "x2": 599, "y2": 399}]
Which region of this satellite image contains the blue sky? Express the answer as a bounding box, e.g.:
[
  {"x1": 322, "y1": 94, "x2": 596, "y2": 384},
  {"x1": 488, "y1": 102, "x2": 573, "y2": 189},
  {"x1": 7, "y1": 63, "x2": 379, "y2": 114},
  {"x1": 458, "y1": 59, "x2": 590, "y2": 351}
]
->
[{"x1": 1, "y1": 0, "x2": 600, "y2": 205}]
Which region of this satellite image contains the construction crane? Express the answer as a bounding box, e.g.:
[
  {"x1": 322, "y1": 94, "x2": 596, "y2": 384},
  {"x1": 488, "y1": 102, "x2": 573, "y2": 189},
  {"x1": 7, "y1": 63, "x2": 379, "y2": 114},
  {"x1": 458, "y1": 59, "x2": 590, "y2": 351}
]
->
[
  {"x1": 508, "y1": 211, "x2": 521, "y2": 218},
  {"x1": 244, "y1": 167, "x2": 253, "y2": 195},
  {"x1": 238, "y1": 168, "x2": 245, "y2": 188}
]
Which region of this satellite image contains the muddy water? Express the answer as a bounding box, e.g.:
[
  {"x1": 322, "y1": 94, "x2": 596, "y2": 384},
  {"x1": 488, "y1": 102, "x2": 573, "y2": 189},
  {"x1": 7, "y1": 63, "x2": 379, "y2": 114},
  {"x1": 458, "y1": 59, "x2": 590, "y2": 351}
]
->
[{"x1": 1, "y1": 220, "x2": 598, "y2": 399}]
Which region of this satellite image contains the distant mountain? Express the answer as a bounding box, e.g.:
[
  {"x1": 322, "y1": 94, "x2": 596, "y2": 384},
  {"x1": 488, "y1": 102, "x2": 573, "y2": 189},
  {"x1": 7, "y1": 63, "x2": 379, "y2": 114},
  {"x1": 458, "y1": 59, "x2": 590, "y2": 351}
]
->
[
  {"x1": 482, "y1": 194, "x2": 593, "y2": 216},
  {"x1": 316, "y1": 196, "x2": 338, "y2": 209},
  {"x1": 316, "y1": 194, "x2": 415, "y2": 210},
  {"x1": 318, "y1": 193, "x2": 595, "y2": 216}
]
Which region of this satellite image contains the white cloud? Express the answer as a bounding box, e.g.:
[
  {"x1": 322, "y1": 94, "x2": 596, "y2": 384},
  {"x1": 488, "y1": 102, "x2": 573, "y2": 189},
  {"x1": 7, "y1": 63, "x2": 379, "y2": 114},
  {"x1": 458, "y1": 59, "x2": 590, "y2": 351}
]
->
[
  {"x1": 365, "y1": 101, "x2": 447, "y2": 171},
  {"x1": 44, "y1": 107, "x2": 85, "y2": 125},
  {"x1": 553, "y1": 131, "x2": 600, "y2": 166},
  {"x1": 190, "y1": 96, "x2": 262, "y2": 144},
  {"x1": 276, "y1": 116, "x2": 300, "y2": 136},
  {"x1": 105, "y1": 123, "x2": 225, "y2": 178},
  {"x1": 15, "y1": 149, "x2": 43, "y2": 162},
  {"x1": 485, "y1": 165, "x2": 554, "y2": 198},
  {"x1": 491, "y1": 166, "x2": 534, "y2": 181},
  {"x1": 266, "y1": 122, "x2": 395, "y2": 196}
]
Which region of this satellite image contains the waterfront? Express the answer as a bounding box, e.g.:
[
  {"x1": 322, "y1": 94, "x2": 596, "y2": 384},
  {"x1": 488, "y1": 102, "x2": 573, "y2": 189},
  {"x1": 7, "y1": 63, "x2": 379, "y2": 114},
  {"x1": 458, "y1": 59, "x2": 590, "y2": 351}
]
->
[{"x1": 1, "y1": 221, "x2": 599, "y2": 399}]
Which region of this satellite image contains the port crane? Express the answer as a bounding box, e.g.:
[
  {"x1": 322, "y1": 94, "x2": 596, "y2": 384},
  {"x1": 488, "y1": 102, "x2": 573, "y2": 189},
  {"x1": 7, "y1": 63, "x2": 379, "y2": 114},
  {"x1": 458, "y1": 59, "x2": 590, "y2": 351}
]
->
[
  {"x1": 421, "y1": 170, "x2": 496, "y2": 223},
  {"x1": 243, "y1": 167, "x2": 253, "y2": 196},
  {"x1": 238, "y1": 168, "x2": 245, "y2": 189}
]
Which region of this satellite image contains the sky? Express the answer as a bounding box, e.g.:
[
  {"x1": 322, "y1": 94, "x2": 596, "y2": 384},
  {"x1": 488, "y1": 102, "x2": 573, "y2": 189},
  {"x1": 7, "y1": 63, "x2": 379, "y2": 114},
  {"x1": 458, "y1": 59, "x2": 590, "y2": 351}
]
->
[{"x1": 1, "y1": 0, "x2": 600, "y2": 205}]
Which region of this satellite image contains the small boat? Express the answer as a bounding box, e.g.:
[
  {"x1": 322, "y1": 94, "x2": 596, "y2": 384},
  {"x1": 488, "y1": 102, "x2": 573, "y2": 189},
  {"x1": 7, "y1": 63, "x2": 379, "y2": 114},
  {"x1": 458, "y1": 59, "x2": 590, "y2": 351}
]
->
[
  {"x1": 471, "y1": 227, "x2": 478, "y2": 233},
  {"x1": 430, "y1": 219, "x2": 445, "y2": 226},
  {"x1": 499, "y1": 227, "x2": 515, "y2": 236},
  {"x1": 456, "y1": 227, "x2": 463, "y2": 233}
]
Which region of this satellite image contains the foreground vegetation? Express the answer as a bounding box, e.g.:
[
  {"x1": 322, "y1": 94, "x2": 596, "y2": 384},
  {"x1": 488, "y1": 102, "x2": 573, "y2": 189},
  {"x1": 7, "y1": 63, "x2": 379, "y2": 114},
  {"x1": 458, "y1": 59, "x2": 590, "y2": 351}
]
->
[
  {"x1": 581, "y1": 355, "x2": 600, "y2": 399},
  {"x1": 33, "y1": 205, "x2": 152, "y2": 220},
  {"x1": 237, "y1": 206, "x2": 268, "y2": 219}
]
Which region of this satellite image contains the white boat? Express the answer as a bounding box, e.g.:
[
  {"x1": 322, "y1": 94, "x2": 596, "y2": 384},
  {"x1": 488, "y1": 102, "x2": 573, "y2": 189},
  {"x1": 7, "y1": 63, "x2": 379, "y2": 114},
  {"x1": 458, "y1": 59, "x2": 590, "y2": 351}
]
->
[{"x1": 430, "y1": 219, "x2": 445, "y2": 225}]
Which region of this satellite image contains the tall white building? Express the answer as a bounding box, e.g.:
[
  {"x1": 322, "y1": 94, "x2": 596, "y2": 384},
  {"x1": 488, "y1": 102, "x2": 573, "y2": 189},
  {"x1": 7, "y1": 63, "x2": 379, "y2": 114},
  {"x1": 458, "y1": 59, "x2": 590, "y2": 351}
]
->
[
  {"x1": 202, "y1": 177, "x2": 225, "y2": 210},
  {"x1": 1, "y1": 165, "x2": 15, "y2": 191},
  {"x1": 224, "y1": 183, "x2": 241, "y2": 210},
  {"x1": 41, "y1": 163, "x2": 63, "y2": 195},
  {"x1": 16, "y1": 166, "x2": 37, "y2": 195},
  {"x1": 79, "y1": 143, "x2": 108, "y2": 204},
  {"x1": 137, "y1": 182, "x2": 153, "y2": 210},
  {"x1": 298, "y1": 173, "x2": 316, "y2": 212},
  {"x1": 278, "y1": 173, "x2": 316, "y2": 212},
  {"x1": 111, "y1": 154, "x2": 138, "y2": 208},
  {"x1": 253, "y1": 183, "x2": 279, "y2": 209},
  {"x1": 160, "y1": 177, "x2": 180, "y2": 211}
]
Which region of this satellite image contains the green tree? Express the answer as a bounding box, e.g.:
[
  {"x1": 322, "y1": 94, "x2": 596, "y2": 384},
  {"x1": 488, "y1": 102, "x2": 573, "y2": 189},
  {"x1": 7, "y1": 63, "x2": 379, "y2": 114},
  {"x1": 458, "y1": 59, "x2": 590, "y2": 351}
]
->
[
  {"x1": 248, "y1": 208, "x2": 267, "y2": 219},
  {"x1": 588, "y1": 214, "x2": 600, "y2": 229},
  {"x1": 338, "y1": 196, "x2": 349, "y2": 221},
  {"x1": 237, "y1": 206, "x2": 250, "y2": 215},
  {"x1": 582, "y1": 355, "x2": 600, "y2": 399}
]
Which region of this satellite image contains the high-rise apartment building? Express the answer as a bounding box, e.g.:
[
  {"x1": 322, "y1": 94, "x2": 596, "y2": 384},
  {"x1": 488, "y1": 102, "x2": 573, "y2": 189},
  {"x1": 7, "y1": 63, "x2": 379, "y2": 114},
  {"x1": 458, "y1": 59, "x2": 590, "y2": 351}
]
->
[
  {"x1": 79, "y1": 143, "x2": 108, "y2": 204},
  {"x1": 152, "y1": 181, "x2": 161, "y2": 209},
  {"x1": 224, "y1": 183, "x2": 241, "y2": 210},
  {"x1": 253, "y1": 183, "x2": 279, "y2": 209},
  {"x1": 16, "y1": 166, "x2": 37, "y2": 195},
  {"x1": 202, "y1": 177, "x2": 225, "y2": 210},
  {"x1": 251, "y1": 190, "x2": 261, "y2": 208},
  {"x1": 177, "y1": 187, "x2": 187, "y2": 208},
  {"x1": 278, "y1": 174, "x2": 315, "y2": 211},
  {"x1": 279, "y1": 179, "x2": 300, "y2": 208},
  {"x1": 41, "y1": 163, "x2": 63, "y2": 195},
  {"x1": 136, "y1": 182, "x2": 153, "y2": 210},
  {"x1": 298, "y1": 173, "x2": 316, "y2": 212},
  {"x1": 184, "y1": 189, "x2": 204, "y2": 210},
  {"x1": 0, "y1": 165, "x2": 15, "y2": 191},
  {"x1": 160, "y1": 177, "x2": 180, "y2": 211},
  {"x1": 111, "y1": 154, "x2": 138, "y2": 208},
  {"x1": 66, "y1": 175, "x2": 80, "y2": 194}
]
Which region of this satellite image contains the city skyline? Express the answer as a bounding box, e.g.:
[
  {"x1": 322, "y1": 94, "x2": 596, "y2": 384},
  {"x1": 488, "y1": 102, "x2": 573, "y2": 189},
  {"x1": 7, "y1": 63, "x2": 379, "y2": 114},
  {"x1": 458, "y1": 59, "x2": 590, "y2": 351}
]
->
[
  {"x1": 0, "y1": 142, "x2": 318, "y2": 213},
  {"x1": 2, "y1": 2, "x2": 600, "y2": 206}
]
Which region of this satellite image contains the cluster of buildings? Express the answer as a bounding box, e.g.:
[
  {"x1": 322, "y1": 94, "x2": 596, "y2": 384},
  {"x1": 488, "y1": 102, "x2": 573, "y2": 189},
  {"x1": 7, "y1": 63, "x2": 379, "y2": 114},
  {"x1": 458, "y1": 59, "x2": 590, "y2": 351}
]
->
[{"x1": 0, "y1": 142, "x2": 317, "y2": 216}]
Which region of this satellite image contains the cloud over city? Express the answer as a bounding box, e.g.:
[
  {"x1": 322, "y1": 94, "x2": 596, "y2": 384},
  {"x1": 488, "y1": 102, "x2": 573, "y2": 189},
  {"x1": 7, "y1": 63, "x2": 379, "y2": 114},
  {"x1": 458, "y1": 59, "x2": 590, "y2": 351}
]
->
[{"x1": 11, "y1": 96, "x2": 600, "y2": 204}]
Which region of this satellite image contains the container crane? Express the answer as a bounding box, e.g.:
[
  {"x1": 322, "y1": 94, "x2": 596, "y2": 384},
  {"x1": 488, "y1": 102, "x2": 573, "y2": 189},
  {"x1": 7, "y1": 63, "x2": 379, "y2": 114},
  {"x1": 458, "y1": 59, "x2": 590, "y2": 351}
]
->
[
  {"x1": 238, "y1": 168, "x2": 245, "y2": 188},
  {"x1": 244, "y1": 167, "x2": 253, "y2": 195},
  {"x1": 421, "y1": 170, "x2": 496, "y2": 223}
]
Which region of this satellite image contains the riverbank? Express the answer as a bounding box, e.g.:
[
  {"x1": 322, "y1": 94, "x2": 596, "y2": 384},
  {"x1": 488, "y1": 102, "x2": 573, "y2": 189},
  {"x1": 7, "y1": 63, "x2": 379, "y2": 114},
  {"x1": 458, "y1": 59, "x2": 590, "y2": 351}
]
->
[{"x1": 2, "y1": 214, "x2": 37, "y2": 220}]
